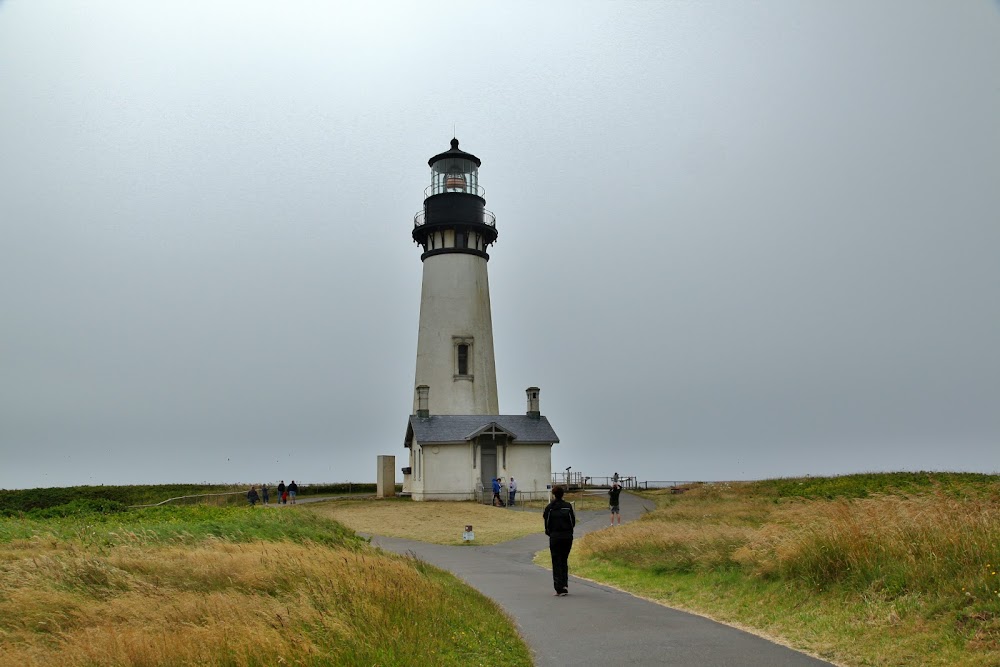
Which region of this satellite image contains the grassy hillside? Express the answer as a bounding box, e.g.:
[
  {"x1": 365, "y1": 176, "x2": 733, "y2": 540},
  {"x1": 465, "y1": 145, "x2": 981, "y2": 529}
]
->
[
  {"x1": 0, "y1": 483, "x2": 376, "y2": 514},
  {"x1": 0, "y1": 497, "x2": 530, "y2": 667},
  {"x1": 572, "y1": 472, "x2": 1000, "y2": 666}
]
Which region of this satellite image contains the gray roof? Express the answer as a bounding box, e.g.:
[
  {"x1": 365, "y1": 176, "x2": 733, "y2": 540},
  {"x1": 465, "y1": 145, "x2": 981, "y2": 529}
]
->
[{"x1": 405, "y1": 415, "x2": 560, "y2": 447}]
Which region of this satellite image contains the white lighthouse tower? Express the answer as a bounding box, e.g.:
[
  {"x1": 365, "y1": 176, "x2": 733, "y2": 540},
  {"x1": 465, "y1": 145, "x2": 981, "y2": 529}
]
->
[
  {"x1": 403, "y1": 140, "x2": 559, "y2": 501},
  {"x1": 411, "y1": 138, "x2": 499, "y2": 416}
]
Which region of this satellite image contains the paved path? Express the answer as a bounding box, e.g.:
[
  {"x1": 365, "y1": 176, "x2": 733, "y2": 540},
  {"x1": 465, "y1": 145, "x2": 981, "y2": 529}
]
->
[{"x1": 369, "y1": 492, "x2": 834, "y2": 667}]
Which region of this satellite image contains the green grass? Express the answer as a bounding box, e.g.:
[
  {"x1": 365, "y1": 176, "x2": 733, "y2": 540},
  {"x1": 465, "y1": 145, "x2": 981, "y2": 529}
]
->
[
  {"x1": 742, "y1": 471, "x2": 1000, "y2": 500},
  {"x1": 0, "y1": 483, "x2": 381, "y2": 515},
  {"x1": 0, "y1": 503, "x2": 364, "y2": 548},
  {"x1": 576, "y1": 472, "x2": 1000, "y2": 666},
  {"x1": 0, "y1": 499, "x2": 532, "y2": 666}
]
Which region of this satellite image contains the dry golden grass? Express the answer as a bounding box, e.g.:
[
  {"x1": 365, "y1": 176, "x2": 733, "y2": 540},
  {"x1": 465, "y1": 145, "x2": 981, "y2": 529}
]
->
[
  {"x1": 0, "y1": 537, "x2": 531, "y2": 667},
  {"x1": 728, "y1": 494, "x2": 1000, "y2": 588},
  {"x1": 574, "y1": 482, "x2": 1000, "y2": 666},
  {"x1": 305, "y1": 499, "x2": 544, "y2": 545},
  {"x1": 1, "y1": 541, "x2": 358, "y2": 665},
  {"x1": 579, "y1": 521, "x2": 758, "y2": 567}
]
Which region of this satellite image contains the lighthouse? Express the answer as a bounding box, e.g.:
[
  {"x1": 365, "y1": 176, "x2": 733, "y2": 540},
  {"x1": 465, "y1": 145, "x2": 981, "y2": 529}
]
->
[
  {"x1": 411, "y1": 138, "x2": 499, "y2": 416},
  {"x1": 403, "y1": 139, "x2": 559, "y2": 501}
]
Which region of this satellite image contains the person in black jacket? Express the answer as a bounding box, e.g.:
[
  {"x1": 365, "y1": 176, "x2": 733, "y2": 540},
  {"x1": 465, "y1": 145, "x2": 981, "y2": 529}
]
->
[
  {"x1": 247, "y1": 486, "x2": 259, "y2": 507},
  {"x1": 608, "y1": 483, "x2": 622, "y2": 527},
  {"x1": 542, "y1": 485, "x2": 576, "y2": 596}
]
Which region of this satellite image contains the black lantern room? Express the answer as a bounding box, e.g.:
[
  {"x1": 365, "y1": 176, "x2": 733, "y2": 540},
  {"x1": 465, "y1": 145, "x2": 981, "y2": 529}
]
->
[{"x1": 412, "y1": 138, "x2": 498, "y2": 260}]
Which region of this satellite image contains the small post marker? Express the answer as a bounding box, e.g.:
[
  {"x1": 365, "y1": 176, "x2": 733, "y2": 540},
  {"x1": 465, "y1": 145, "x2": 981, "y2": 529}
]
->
[{"x1": 463, "y1": 525, "x2": 475, "y2": 542}]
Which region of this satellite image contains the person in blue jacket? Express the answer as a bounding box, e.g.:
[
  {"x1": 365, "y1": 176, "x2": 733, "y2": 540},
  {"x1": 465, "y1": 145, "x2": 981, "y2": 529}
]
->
[{"x1": 492, "y1": 477, "x2": 503, "y2": 506}]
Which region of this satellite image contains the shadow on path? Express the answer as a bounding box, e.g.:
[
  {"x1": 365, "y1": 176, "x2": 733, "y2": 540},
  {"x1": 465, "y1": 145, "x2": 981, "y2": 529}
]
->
[{"x1": 370, "y1": 492, "x2": 835, "y2": 667}]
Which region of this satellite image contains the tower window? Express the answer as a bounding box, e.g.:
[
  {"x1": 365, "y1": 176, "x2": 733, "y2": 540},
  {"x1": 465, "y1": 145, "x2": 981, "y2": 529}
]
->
[
  {"x1": 453, "y1": 336, "x2": 474, "y2": 381},
  {"x1": 455, "y1": 231, "x2": 468, "y2": 248}
]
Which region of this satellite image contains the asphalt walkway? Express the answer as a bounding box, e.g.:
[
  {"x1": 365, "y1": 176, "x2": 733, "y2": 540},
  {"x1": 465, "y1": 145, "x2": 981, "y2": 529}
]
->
[{"x1": 369, "y1": 492, "x2": 835, "y2": 667}]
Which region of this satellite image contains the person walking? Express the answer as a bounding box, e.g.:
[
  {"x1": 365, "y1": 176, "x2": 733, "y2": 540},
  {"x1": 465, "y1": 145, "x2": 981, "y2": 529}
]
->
[
  {"x1": 543, "y1": 485, "x2": 576, "y2": 596},
  {"x1": 247, "y1": 486, "x2": 259, "y2": 507},
  {"x1": 492, "y1": 477, "x2": 502, "y2": 506},
  {"x1": 287, "y1": 480, "x2": 298, "y2": 504},
  {"x1": 278, "y1": 480, "x2": 286, "y2": 505},
  {"x1": 608, "y1": 482, "x2": 622, "y2": 526},
  {"x1": 261, "y1": 483, "x2": 270, "y2": 505},
  {"x1": 508, "y1": 477, "x2": 517, "y2": 507}
]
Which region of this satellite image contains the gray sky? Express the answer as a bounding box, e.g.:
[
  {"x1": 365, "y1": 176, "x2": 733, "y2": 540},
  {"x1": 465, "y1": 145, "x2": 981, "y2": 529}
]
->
[{"x1": 2, "y1": 1, "x2": 998, "y2": 490}]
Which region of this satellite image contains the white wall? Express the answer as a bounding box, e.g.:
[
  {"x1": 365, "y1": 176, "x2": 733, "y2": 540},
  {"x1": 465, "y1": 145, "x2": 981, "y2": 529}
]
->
[
  {"x1": 409, "y1": 438, "x2": 552, "y2": 502},
  {"x1": 412, "y1": 252, "x2": 499, "y2": 416},
  {"x1": 501, "y1": 444, "x2": 553, "y2": 501},
  {"x1": 423, "y1": 443, "x2": 477, "y2": 500}
]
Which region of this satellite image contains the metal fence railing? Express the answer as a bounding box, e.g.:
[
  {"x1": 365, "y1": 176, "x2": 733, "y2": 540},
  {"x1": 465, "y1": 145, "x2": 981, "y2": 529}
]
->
[
  {"x1": 549, "y1": 475, "x2": 699, "y2": 493},
  {"x1": 475, "y1": 486, "x2": 551, "y2": 506},
  {"x1": 551, "y1": 474, "x2": 645, "y2": 490},
  {"x1": 130, "y1": 479, "x2": 697, "y2": 509}
]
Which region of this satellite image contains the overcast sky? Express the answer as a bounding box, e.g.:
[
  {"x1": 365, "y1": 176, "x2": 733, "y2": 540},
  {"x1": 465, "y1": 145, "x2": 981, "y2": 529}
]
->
[{"x1": 1, "y1": 1, "x2": 998, "y2": 490}]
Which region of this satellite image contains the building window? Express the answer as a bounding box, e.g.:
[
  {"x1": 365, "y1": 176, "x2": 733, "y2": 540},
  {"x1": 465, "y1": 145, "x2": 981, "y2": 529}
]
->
[
  {"x1": 455, "y1": 231, "x2": 467, "y2": 248},
  {"x1": 453, "y1": 336, "x2": 473, "y2": 380}
]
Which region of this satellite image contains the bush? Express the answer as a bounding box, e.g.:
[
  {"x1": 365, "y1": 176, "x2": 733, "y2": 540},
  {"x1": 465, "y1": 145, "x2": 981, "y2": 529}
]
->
[
  {"x1": 27, "y1": 498, "x2": 129, "y2": 519},
  {"x1": 0, "y1": 485, "x2": 246, "y2": 513}
]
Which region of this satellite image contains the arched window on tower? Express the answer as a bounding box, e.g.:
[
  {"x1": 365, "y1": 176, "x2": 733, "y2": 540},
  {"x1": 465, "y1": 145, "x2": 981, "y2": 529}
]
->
[{"x1": 453, "y1": 336, "x2": 474, "y2": 380}]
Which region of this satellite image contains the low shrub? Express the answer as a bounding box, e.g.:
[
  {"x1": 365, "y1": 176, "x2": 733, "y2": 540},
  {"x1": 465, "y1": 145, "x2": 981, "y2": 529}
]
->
[
  {"x1": 27, "y1": 498, "x2": 128, "y2": 519},
  {"x1": 0, "y1": 484, "x2": 248, "y2": 514}
]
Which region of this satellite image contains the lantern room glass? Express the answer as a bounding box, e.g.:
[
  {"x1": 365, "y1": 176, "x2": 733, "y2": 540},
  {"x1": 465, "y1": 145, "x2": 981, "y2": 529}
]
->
[{"x1": 430, "y1": 157, "x2": 479, "y2": 196}]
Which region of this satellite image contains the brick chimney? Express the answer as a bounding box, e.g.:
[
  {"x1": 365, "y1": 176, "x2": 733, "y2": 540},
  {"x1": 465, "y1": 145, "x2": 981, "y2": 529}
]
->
[{"x1": 526, "y1": 386, "x2": 540, "y2": 419}]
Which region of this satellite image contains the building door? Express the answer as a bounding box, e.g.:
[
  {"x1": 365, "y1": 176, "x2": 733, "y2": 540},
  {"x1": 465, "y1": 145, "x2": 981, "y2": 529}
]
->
[{"x1": 480, "y1": 442, "x2": 497, "y2": 490}]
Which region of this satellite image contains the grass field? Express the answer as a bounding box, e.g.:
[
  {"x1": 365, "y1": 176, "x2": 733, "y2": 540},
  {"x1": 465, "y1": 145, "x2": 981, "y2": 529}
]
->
[
  {"x1": 0, "y1": 483, "x2": 376, "y2": 514},
  {"x1": 305, "y1": 489, "x2": 606, "y2": 546},
  {"x1": 570, "y1": 473, "x2": 1000, "y2": 667},
  {"x1": 8, "y1": 474, "x2": 994, "y2": 666},
  {"x1": 0, "y1": 501, "x2": 531, "y2": 667},
  {"x1": 304, "y1": 497, "x2": 543, "y2": 545}
]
